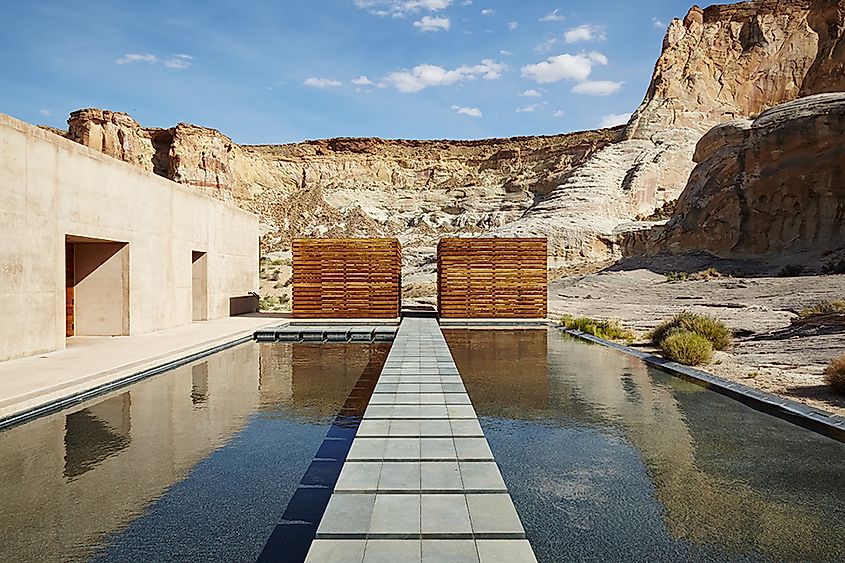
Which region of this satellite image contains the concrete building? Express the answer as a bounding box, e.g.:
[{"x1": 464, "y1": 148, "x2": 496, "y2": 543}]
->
[{"x1": 0, "y1": 113, "x2": 259, "y2": 361}]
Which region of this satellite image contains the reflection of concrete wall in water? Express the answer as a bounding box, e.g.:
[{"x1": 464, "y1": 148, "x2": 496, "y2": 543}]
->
[
  {"x1": 0, "y1": 344, "x2": 259, "y2": 562},
  {"x1": 258, "y1": 342, "x2": 391, "y2": 421},
  {"x1": 546, "y1": 333, "x2": 844, "y2": 559},
  {"x1": 444, "y1": 330, "x2": 549, "y2": 412}
]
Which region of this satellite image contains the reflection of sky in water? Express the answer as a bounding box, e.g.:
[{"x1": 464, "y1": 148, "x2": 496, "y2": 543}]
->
[{"x1": 446, "y1": 329, "x2": 845, "y2": 563}]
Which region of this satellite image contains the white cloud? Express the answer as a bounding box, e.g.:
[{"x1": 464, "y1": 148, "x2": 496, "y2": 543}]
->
[
  {"x1": 354, "y1": 0, "x2": 452, "y2": 17},
  {"x1": 163, "y1": 54, "x2": 192, "y2": 69},
  {"x1": 508, "y1": 21, "x2": 518, "y2": 30},
  {"x1": 572, "y1": 80, "x2": 623, "y2": 95},
  {"x1": 414, "y1": 15, "x2": 450, "y2": 31},
  {"x1": 386, "y1": 59, "x2": 505, "y2": 92},
  {"x1": 516, "y1": 102, "x2": 544, "y2": 113},
  {"x1": 452, "y1": 105, "x2": 482, "y2": 117},
  {"x1": 520, "y1": 89, "x2": 541, "y2": 97},
  {"x1": 38, "y1": 108, "x2": 50, "y2": 116},
  {"x1": 352, "y1": 75, "x2": 375, "y2": 85},
  {"x1": 653, "y1": 17, "x2": 666, "y2": 28},
  {"x1": 481, "y1": 9, "x2": 494, "y2": 15},
  {"x1": 535, "y1": 37, "x2": 558, "y2": 53},
  {"x1": 564, "y1": 24, "x2": 606, "y2": 44},
  {"x1": 499, "y1": 49, "x2": 512, "y2": 56},
  {"x1": 599, "y1": 112, "x2": 632, "y2": 128},
  {"x1": 116, "y1": 53, "x2": 157, "y2": 64},
  {"x1": 462, "y1": 0, "x2": 473, "y2": 4},
  {"x1": 540, "y1": 9, "x2": 565, "y2": 22},
  {"x1": 553, "y1": 110, "x2": 565, "y2": 118},
  {"x1": 521, "y1": 52, "x2": 604, "y2": 83},
  {"x1": 304, "y1": 77, "x2": 343, "y2": 88}
]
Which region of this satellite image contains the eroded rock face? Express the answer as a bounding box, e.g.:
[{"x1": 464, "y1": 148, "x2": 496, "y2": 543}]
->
[{"x1": 635, "y1": 93, "x2": 845, "y2": 259}]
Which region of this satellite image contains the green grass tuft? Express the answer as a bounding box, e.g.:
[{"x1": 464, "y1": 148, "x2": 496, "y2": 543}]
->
[
  {"x1": 798, "y1": 300, "x2": 845, "y2": 318},
  {"x1": 825, "y1": 354, "x2": 845, "y2": 395},
  {"x1": 561, "y1": 315, "x2": 635, "y2": 343},
  {"x1": 649, "y1": 311, "x2": 733, "y2": 351},
  {"x1": 660, "y1": 331, "x2": 714, "y2": 366}
]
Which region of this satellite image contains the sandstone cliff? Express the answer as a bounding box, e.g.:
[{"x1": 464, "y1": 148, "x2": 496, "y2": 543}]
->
[
  {"x1": 628, "y1": 93, "x2": 845, "y2": 263},
  {"x1": 494, "y1": 0, "x2": 845, "y2": 264}
]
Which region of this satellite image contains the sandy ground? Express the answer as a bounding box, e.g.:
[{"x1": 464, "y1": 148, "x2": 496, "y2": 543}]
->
[{"x1": 549, "y1": 269, "x2": 845, "y2": 418}]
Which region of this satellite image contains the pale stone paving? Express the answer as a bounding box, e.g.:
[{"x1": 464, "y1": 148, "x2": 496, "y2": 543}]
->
[{"x1": 305, "y1": 316, "x2": 537, "y2": 563}]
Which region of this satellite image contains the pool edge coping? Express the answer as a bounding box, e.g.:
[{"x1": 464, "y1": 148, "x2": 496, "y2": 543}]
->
[
  {"x1": 0, "y1": 334, "x2": 256, "y2": 432},
  {"x1": 557, "y1": 326, "x2": 845, "y2": 444}
]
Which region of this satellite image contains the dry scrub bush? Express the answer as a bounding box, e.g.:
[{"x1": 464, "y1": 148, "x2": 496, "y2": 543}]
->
[
  {"x1": 660, "y1": 331, "x2": 714, "y2": 366},
  {"x1": 561, "y1": 315, "x2": 635, "y2": 343},
  {"x1": 650, "y1": 312, "x2": 733, "y2": 351},
  {"x1": 825, "y1": 354, "x2": 845, "y2": 395}
]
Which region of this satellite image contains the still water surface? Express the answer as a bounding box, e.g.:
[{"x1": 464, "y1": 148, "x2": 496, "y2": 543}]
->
[
  {"x1": 0, "y1": 342, "x2": 389, "y2": 562},
  {"x1": 445, "y1": 329, "x2": 845, "y2": 563}
]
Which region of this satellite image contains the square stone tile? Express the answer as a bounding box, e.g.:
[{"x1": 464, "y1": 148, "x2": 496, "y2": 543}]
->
[
  {"x1": 369, "y1": 394, "x2": 396, "y2": 405},
  {"x1": 458, "y1": 463, "x2": 507, "y2": 492},
  {"x1": 357, "y1": 420, "x2": 390, "y2": 437},
  {"x1": 394, "y1": 393, "x2": 422, "y2": 404},
  {"x1": 449, "y1": 420, "x2": 483, "y2": 437},
  {"x1": 454, "y1": 438, "x2": 493, "y2": 460},
  {"x1": 419, "y1": 393, "x2": 447, "y2": 405},
  {"x1": 378, "y1": 462, "x2": 421, "y2": 491},
  {"x1": 445, "y1": 394, "x2": 472, "y2": 405},
  {"x1": 466, "y1": 495, "x2": 525, "y2": 536},
  {"x1": 394, "y1": 383, "x2": 422, "y2": 393},
  {"x1": 348, "y1": 438, "x2": 387, "y2": 460},
  {"x1": 441, "y1": 383, "x2": 466, "y2": 393},
  {"x1": 420, "y1": 420, "x2": 452, "y2": 436},
  {"x1": 417, "y1": 405, "x2": 449, "y2": 418},
  {"x1": 336, "y1": 462, "x2": 381, "y2": 492},
  {"x1": 384, "y1": 438, "x2": 421, "y2": 460},
  {"x1": 370, "y1": 494, "x2": 421, "y2": 537},
  {"x1": 419, "y1": 383, "x2": 444, "y2": 393},
  {"x1": 421, "y1": 462, "x2": 462, "y2": 491},
  {"x1": 363, "y1": 540, "x2": 421, "y2": 563},
  {"x1": 364, "y1": 405, "x2": 394, "y2": 419},
  {"x1": 422, "y1": 540, "x2": 479, "y2": 563},
  {"x1": 306, "y1": 539, "x2": 366, "y2": 563},
  {"x1": 389, "y1": 420, "x2": 421, "y2": 437},
  {"x1": 421, "y1": 494, "x2": 472, "y2": 536},
  {"x1": 374, "y1": 383, "x2": 398, "y2": 393},
  {"x1": 317, "y1": 494, "x2": 375, "y2": 536},
  {"x1": 447, "y1": 405, "x2": 477, "y2": 419},
  {"x1": 421, "y1": 438, "x2": 457, "y2": 460},
  {"x1": 475, "y1": 540, "x2": 536, "y2": 562}
]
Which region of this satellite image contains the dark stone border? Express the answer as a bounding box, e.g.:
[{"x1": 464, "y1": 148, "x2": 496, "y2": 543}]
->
[
  {"x1": 558, "y1": 327, "x2": 845, "y2": 444},
  {"x1": 0, "y1": 335, "x2": 254, "y2": 432},
  {"x1": 256, "y1": 326, "x2": 397, "y2": 343}
]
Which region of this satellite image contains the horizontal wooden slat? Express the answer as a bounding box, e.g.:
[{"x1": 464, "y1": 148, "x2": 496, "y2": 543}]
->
[
  {"x1": 437, "y1": 237, "x2": 547, "y2": 319},
  {"x1": 292, "y1": 238, "x2": 401, "y2": 319}
]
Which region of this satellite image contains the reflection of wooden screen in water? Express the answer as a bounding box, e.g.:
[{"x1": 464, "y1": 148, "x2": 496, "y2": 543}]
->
[
  {"x1": 443, "y1": 329, "x2": 549, "y2": 411},
  {"x1": 64, "y1": 393, "x2": 131, "y2": 479}
]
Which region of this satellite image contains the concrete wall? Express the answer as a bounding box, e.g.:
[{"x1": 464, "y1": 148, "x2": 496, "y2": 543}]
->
[{"x1": 0, "y1": 113, "x2": 259, "y2": 361}]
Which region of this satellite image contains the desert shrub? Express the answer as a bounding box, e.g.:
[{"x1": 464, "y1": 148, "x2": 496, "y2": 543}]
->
[
  {"x1": 798, "y1": 299, "x2": 845, "y2": 318},
  {"x1": 660, "y1": 331, "x2": 714, "y2": 366},
  {"x1": 822, "y1": 259, "x2": 845, "y2": 275},
  {"x1": 778, "y1": 264, "x2": 804, "y2": 277},
  {"x1": 689, "y1": 267, "x2": 727, "y2": 280},
  {"x1": 649, "y1": 311, "x2": 733, "y2": 350},
  {"x1": 268, "y1": 269, "x2": 280, "y2": 281},
  {"x1": 665, "y1": 271, "x2": 689, "y2": 282},
  {"x1": 825, "y1": 354, "x2": 845, "y2": 395},
  {"x1": 270, "y1": 258, "x2": 291, "y2": 266},
  {"x1": 561, "y1": 315, "x2": 635, "y2": 343}
]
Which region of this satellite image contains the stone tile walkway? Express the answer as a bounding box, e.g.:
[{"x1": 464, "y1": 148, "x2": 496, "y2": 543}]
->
[{"x1": 305, "y1": 317, "x2": 536, "y2": 563}]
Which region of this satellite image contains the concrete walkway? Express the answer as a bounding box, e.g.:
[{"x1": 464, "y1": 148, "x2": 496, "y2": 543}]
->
[
  {"x1": 305, "y1": 316, "x2": 537, "y2": 563},
  {"x1": 0, "y1": 315, "x2": 283, "y2": 422}
]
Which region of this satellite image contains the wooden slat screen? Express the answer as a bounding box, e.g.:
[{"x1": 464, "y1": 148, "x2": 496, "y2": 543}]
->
[
  {"x1": 437, "y1": 238, "x2": 547, "y2": 319},
  {"x1": 292, "y1": 238, "x2": 401, "y2": 319}
]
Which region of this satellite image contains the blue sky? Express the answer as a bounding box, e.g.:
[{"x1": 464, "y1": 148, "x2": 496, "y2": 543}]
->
[{"x1": 2, "y1": 1, "x2": 708, "y2": 144}]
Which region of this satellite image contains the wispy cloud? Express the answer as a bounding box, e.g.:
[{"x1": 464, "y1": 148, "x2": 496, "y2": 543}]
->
[
  {"x1": 355, "y1": 0, "x2": 452, "y2": 17},
  {"x1": 508, "y1": 21, "x2": 518, "y2": 30},
  {"x1": 500, "y1": 49, "x2": 512, "y2": 56},
  {"x1": 414, "y1": 15, "x2": 450, "y2": 31},
  {"x1": 163, "y1": 54, "x2": 192, "y2": 69},
  {"x1": 572, "y1": 80, "x2": 623, "y2": 95},
  {"x1": 38, "y1": 108, "x2": 50, "y2": 117},
  {"x1": 304, "y1": 77, "x2": 343, "y2": 88},
  {"x1": 521, "y1": 52, "x2": 606, "y2": 83},
  {"x1": 553, "y1": 110, "x2": 565, "y2": 118},
  {"x1": 116, "y1": 53, "x2": 157, "y2": 64},
  {"x1": 385, "y1": 59, "x2": 505, "y2": 92},
  {"x1": 564, "y1": 24, "x2": 606, "y2": 44},
  {"x1": 520, "y1": 89, "x2": 541, "y2": 98},
  {"x1": 534, "y1": 37, "x2": 558, "y2": 53},
  {"x1": 352, "y1": 75, "x2": 375, "y2": 85},
  {"x1": 540, "y1": 9, "x2": 565, "y2": 22},
  {"x1": 516, "y1": 102, "x2": 545, "y2": 113},
  {"x1": 481, "y1": 9, "x2": 494, "y2": 15},
  {"x1": 451, "y1": 105, "x2": 482, "y2": 117},
  {"x1": 653, "y1": 17, "x2": 666, "y2": 29},
  {"x1": 599, "y1": 112, "x2": 632, "y2": 127}
]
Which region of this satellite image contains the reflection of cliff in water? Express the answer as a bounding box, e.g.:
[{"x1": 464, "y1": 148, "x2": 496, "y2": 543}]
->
[
  {"x1": 445, "y1": 329, "x2": 845, "y2": 561},
  {"x1": 0, "y1": 341, "x2": 390, "y2": 562}
]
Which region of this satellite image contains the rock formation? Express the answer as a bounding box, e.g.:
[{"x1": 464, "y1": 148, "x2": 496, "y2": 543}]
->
[
  {"x1": 494, "y1": 0, "x2": 845, "y2": 265},
  {"x1": 629, "y1": 93, "x2": 845, "y2": 262}
]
